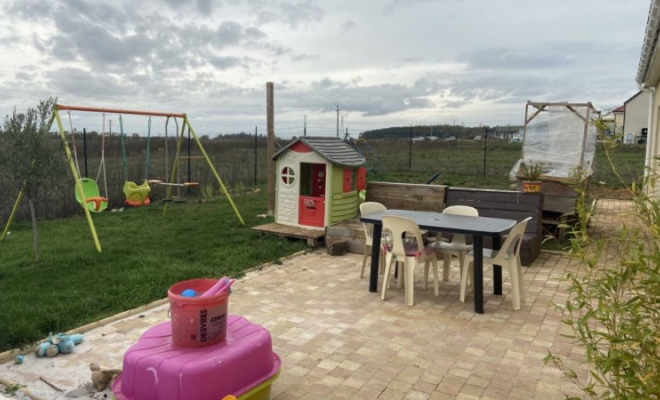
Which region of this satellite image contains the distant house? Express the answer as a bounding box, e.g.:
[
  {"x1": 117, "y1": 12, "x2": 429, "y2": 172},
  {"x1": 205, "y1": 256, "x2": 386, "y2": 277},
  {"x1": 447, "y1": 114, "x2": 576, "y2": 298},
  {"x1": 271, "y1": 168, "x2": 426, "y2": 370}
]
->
[
  {"x1": 613, "y1": 106, "x2": 626, "y2": 135},
  {"x1": 602, "y1": 105, "x2": 625, "y2": 136},
  {"x1": 635, "y1": 0, "x2": 660, "y2": 196},
  {"x1": 623, "y1": 91, "x2": 649, "y2": 143},
  {"x1": 491, "y1": 125, "x2": 522, "y2": 140}
]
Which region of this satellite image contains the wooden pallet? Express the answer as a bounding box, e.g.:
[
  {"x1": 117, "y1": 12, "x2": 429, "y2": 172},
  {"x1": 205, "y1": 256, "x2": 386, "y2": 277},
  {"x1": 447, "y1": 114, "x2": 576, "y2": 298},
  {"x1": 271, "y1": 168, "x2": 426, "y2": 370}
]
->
[{"x1": 252, "y1": 223, "x2": 325, "y2": 247}]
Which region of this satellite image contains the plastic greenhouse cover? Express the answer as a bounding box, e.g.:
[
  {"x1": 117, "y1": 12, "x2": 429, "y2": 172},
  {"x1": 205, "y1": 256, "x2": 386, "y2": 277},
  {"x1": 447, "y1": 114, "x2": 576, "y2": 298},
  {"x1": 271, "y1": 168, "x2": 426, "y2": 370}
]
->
[{"x1": 510, "y1": 105, "x2": 598, "y2": 181}]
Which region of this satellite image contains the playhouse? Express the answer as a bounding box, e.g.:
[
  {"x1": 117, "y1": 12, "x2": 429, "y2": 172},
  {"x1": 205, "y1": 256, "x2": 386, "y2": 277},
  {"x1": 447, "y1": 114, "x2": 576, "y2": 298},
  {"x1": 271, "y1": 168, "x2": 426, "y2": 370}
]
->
[{"x1": 272, "y1": 137, "x2": 366, "y2": 229}]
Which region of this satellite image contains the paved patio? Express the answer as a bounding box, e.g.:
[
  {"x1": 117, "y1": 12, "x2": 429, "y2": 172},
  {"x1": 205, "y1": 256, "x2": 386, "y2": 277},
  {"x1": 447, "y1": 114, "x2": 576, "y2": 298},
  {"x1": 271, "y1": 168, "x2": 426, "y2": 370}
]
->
[{"x1": 0, "y1": 199, "x2": 634, "y2": 400}]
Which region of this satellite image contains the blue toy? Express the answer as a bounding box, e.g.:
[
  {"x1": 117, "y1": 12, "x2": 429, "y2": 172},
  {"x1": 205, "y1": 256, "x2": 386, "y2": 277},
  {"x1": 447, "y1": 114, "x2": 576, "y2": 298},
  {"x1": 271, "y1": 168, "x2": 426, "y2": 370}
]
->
[
  {"x1": 181, "y1": 289, "x2": 197, "y2": 298},
  {"x1": 35, "y1": 333, "x2": 84, "y2": 357}
]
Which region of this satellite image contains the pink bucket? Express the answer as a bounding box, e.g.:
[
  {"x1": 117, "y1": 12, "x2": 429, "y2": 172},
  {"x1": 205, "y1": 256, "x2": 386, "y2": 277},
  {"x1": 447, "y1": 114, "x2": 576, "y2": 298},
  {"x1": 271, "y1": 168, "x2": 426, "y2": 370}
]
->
[{"x1": 168, "y1": 279, "x2": 229, "y2": 347}]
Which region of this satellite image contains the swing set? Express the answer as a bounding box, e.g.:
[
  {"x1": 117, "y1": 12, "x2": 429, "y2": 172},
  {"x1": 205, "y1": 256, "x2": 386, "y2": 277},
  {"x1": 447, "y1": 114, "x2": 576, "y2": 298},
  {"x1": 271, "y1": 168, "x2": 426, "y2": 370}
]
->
[{"x1": 1, "y1": 104, "x2": 245, "y2": 253}]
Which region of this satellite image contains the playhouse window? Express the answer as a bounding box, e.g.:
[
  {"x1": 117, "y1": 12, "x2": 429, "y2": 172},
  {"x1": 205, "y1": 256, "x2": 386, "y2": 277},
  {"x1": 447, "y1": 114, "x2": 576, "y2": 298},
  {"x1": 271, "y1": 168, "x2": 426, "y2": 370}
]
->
[{"x1": 281, "y1": 166, "x2": 295, "y2": 186}]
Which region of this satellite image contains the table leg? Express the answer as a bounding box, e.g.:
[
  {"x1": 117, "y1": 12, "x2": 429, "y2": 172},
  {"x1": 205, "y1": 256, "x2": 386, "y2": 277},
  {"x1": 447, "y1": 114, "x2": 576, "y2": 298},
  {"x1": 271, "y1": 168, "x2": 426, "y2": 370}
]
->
[
  {"x1": 369, "y1": 224, "x2": 382, "y2": 292},
  {"x1": 492, "y1": 236, "x2": 502, "y2": 295},
  {"x1": 473, "y1": 236, "x2": 484, "y2": 314}
]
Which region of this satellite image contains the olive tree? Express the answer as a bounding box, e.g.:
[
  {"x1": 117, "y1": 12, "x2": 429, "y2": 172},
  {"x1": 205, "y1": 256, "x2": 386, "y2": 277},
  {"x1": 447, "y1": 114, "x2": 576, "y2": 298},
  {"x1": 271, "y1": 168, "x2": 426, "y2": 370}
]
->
[{"x1": 0, "y1": 98, "x2": 65, "y2": 261}]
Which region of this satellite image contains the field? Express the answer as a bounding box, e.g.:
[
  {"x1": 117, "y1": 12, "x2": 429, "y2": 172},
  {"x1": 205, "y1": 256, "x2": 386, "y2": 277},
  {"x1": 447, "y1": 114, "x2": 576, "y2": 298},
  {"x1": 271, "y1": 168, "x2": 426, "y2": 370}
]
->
[{"x1": 361, "y1": 138, "x2": 645, "y2": 194}]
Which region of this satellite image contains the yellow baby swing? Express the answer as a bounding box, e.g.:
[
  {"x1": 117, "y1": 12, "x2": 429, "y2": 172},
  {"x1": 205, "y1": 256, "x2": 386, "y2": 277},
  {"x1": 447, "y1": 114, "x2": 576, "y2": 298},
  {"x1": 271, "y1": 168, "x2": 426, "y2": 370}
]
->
[{"x1": 120, "y1": 115, "x2": 152, "y2": 206}]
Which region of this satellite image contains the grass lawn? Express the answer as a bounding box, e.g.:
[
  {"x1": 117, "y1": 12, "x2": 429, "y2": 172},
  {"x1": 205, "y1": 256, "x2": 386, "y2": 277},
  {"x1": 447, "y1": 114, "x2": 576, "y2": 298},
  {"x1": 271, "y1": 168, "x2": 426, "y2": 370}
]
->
[{"x1": 0, "y1": 190, "x2": 307, "y2": 352}]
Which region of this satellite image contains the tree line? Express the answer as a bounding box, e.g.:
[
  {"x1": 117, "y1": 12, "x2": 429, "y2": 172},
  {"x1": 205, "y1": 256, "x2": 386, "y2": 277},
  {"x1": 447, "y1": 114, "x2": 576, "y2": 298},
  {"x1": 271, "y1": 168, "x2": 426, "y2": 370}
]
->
[{"x1": 360, "y1": 124, "x2": 522, "y2": 139}]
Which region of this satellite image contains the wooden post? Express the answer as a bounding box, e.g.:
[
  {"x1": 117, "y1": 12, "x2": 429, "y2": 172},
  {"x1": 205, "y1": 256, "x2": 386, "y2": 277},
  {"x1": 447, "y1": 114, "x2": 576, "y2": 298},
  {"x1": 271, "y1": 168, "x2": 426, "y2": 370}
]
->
[
  {"x1": 580, "y1": 105, "x2": 591, "y2": 170},
  {"x1": 267, "y1": 82, "x2": 275, "y2": 216}
]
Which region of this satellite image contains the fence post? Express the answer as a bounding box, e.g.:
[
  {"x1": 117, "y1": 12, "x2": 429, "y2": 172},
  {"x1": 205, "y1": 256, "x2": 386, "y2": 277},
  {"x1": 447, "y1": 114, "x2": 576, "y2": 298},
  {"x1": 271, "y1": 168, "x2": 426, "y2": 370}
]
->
[
  {"x1": 483, "y1": 128, "x2": 488, "y2": 177},
  {"x1": 409, "y1": 126, "x2": 413, "y2": 172},
  {"x1": 254, "y1": 126, "x2": 258, "y2": 186}
]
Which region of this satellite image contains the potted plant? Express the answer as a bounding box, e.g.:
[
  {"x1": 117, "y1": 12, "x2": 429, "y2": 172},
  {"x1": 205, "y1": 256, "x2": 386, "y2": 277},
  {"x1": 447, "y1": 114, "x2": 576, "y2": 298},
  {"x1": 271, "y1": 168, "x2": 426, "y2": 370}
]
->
[{"x1": 520, "y1": 162, "x2": 543, "y2": 193}]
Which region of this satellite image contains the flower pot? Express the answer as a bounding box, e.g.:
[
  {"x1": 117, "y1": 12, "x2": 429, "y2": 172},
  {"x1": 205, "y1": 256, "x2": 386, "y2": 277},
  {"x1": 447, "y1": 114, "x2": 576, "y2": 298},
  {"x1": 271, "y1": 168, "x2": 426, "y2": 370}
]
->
[{"x1": 522, "y1": 181, "x2": 542, "y2": 193}]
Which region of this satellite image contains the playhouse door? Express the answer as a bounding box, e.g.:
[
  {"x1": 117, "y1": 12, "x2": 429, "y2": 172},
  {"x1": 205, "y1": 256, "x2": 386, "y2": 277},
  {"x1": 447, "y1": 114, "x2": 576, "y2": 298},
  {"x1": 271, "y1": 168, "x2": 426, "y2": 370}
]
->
[{"x1": 299, "y1": 164, "x2": 326, "y2": 227}]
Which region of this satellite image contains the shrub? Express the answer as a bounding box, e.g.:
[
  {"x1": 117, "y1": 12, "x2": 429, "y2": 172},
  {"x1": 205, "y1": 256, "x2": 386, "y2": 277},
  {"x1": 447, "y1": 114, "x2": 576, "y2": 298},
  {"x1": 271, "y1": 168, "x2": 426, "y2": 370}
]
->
[{"x1": 545, "y1": 142, "x2": 660, "y2": 399}]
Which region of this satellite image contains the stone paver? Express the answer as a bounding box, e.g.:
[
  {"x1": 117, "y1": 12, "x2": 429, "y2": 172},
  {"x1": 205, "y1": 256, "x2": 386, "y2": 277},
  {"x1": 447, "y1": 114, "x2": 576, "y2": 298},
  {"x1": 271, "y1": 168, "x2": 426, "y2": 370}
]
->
[{"x1": 0, "y1": 199, "x2": 633, "y2": 399}]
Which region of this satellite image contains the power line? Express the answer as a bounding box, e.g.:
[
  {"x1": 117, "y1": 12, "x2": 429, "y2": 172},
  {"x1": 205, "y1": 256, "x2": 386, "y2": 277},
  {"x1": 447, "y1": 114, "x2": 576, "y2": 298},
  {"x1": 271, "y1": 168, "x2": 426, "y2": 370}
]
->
[{"x1": 335, "y1": 102, "x2": 341, "y2": 137}]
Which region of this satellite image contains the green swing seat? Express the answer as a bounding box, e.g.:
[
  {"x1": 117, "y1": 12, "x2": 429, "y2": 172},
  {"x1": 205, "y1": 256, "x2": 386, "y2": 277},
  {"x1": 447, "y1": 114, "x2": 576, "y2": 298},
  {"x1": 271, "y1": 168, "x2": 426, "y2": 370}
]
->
[
  {"x1": 123, "y1": 180, "x2": 151, "y2": 207},
  {"x1": 75, "y1": 178, "x2": 108, "y2": 213}
]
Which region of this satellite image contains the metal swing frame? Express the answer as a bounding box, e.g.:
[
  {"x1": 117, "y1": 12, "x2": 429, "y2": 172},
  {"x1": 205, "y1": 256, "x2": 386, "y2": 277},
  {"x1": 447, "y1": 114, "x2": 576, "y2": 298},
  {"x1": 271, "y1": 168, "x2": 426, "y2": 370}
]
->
[{"x1": 1, "y1": 104, "x2": 245, "y2": 253}]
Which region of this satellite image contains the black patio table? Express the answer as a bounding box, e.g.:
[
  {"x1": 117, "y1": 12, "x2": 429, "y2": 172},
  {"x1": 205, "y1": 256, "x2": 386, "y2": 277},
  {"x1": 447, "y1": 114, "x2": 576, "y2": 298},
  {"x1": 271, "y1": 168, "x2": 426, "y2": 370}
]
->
[{"x1": 359, "y1": 209, "x2": 517, "y2": 314}]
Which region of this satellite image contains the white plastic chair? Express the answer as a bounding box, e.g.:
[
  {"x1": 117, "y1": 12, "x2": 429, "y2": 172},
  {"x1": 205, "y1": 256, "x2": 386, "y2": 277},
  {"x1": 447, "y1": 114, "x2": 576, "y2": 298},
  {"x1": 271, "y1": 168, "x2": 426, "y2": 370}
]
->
[
  {"x1": 429, "y1": 205, "x2": 479, "y2": 282},
  {"x1": 381, "y1": 216, "x2": 439, "y2": 306},
  {"x1": 460, "y1": 217, "x2": 532, "y2": 310},
  {"x1": 359, "y1": 202, "x2": 388, "y2": 278}
]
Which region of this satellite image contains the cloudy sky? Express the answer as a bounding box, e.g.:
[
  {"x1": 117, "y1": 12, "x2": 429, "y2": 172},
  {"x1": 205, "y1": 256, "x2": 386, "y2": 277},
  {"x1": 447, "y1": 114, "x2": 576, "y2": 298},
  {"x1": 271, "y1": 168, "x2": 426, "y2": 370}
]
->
[{"x1": 0, "y1": 0, "x2": 651, "y2": 137}]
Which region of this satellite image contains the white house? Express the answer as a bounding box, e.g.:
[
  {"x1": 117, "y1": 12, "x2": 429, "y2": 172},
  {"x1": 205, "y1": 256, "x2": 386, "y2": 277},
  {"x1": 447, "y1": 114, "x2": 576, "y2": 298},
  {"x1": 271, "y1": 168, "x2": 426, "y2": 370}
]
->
[
  {"x1": 623, "y1": 91, "x2": 649, "y2": 144},
  {"x1": 636, "y1": 0, "x2": 660, "y2": 196}
]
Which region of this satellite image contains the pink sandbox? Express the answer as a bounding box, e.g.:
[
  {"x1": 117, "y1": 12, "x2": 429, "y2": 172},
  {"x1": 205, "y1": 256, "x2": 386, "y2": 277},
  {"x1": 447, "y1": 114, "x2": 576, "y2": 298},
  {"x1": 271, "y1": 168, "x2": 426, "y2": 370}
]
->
[{"x1": 112, "y1": 314, "x2": 280, "y2": 400}]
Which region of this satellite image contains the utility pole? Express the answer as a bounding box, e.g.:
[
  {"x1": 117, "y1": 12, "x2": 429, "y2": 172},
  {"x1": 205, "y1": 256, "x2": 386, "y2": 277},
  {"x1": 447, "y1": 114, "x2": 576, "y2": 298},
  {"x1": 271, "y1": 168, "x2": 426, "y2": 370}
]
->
[
  {"x1": 304, "y1": 115, "x2": 307, "y2": 137},
  {"x1": 335, "y1": 103, "x2": 341, "y2": 137}
]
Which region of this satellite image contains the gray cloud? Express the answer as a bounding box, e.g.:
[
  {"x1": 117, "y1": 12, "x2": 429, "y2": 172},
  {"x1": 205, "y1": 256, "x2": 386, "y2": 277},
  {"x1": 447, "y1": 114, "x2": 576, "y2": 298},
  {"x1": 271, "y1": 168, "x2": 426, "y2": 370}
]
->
[
  {"x1": 21, "y1": 0, "x2": 289, "y2": 83},
  {"x1": 197, "y1": 0, "x2": 215, "y2": 14},
  {"x1": 8, "y1": 0, "x2": 54, "y2": 19},
  {"x1": 158, "y1": 0, "x2": 220, "y2": 15},
  {"x1": 291, "y1": 53, "x2": 321, "y2": 62},
  {"x1": 208, "y1": 55, "x2": 243, "y2": 69},
  {"x1": 445, "y1": 101, "x2": 466, "y2": 109},
  {"x1": 285, "y1": 77, "x2": 438, "y2": 116},
  {"x1": 0, "y1": 0, "x2": 647, "y2": 134},
  {"x1": 460, "y1": 47, "x2": 574, "y2": 70},
  {"x1": 250, "y1": 0, "x2": 324, "y2": 28},
  {"x1": 341, "y1": 20, "x2": 357, "y2": 33},
  {"x1": 383, "y1": 0, "x2": 434, "y2": 13},
  {"x1": 445, "y1": 73, "x2": 552, "y2": 104},
  {"x1": 15, "y1": 72, "x2": 32, "y2": 81},
  {"x1": 47, "y1": 67, "x2": 140, "y2": 98}
]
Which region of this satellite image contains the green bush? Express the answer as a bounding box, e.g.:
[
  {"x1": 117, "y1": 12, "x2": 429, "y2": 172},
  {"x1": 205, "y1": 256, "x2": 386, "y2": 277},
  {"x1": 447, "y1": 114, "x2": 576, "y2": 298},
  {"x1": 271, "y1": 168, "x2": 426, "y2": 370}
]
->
[{"x1": 546, "y1": 144, "x2": 660, "y2": 398}]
